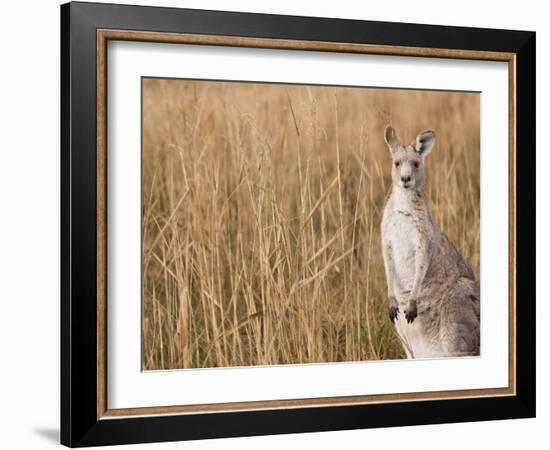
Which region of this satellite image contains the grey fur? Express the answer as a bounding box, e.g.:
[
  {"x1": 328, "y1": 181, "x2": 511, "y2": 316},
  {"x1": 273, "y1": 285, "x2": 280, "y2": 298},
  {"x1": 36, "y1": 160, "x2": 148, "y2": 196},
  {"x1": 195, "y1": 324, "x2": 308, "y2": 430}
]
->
[{"x1": 381, "y1": 125, "x2": 480, "y2": 359}]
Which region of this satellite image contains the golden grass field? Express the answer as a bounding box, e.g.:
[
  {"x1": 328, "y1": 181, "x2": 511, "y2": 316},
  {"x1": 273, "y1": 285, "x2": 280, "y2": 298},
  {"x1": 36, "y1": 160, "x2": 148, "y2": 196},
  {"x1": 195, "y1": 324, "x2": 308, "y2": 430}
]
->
[{"x1": 142, "y1": 78, "x2": 480, "y2": 370}]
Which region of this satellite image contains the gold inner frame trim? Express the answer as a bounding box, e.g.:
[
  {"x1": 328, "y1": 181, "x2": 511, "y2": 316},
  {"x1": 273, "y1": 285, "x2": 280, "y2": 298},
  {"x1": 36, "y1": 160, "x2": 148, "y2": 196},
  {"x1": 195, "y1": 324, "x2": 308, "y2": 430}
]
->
[{"x1": 96, "y1": 28, "x2": 517, "y2": 420}]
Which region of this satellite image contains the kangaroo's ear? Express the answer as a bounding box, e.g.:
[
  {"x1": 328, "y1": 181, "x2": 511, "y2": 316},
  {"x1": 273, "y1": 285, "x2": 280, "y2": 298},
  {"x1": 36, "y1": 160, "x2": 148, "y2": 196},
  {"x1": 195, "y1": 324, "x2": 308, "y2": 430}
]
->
[
  {"x1": 415, "y1": 130, "x2": 436, "y2": 157},
  {"x1": 384, "y1": 125, "x2": 401, "y2": 153}
]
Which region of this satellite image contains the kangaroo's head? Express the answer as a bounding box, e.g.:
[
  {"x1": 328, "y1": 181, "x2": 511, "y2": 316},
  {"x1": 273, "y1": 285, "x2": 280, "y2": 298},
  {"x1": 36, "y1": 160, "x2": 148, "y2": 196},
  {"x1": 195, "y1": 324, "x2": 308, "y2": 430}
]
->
[{"x1": 384, "y1": 125, "x2": 436, "y2": 193}]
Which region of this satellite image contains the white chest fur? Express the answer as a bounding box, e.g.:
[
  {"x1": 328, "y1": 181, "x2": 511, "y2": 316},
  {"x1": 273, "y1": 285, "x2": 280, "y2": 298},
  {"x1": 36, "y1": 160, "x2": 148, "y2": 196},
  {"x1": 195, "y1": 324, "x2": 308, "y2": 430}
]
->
[{"x1": 386, "y1": 211, "x2": 417, "y2": 297}]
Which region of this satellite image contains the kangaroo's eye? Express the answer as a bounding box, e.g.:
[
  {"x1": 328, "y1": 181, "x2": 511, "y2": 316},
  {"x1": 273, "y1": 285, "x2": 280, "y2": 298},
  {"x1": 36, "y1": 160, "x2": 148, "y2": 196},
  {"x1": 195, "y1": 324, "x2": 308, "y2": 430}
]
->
[
  {"x1": 413, "y1": 161, "x2": 419, "y2": 168},
  {"x1": 394, "y1": 161, "x2": 400, "y2": 168}
]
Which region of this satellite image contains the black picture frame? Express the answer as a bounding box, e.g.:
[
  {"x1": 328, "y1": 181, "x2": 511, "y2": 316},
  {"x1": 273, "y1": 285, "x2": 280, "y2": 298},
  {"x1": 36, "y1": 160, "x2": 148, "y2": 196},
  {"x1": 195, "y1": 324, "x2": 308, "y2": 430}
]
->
[{"x1": 61, "y1": 1, "x2": 535, "y2": 447}]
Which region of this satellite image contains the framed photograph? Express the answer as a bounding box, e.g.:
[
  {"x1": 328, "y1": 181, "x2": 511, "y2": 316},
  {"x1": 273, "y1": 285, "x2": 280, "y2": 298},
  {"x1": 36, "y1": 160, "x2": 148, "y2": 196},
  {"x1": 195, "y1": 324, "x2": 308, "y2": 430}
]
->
[{"x1": 61, "y1": 1, "x2": 536, "y2": 447}]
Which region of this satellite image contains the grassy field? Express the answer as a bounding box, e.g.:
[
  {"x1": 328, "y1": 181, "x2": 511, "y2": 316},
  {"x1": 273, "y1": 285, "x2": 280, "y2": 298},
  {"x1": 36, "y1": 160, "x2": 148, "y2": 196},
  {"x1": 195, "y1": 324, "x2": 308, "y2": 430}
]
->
[{"x1": 142, "y1": 78, "x2": 480, "y2": 370}]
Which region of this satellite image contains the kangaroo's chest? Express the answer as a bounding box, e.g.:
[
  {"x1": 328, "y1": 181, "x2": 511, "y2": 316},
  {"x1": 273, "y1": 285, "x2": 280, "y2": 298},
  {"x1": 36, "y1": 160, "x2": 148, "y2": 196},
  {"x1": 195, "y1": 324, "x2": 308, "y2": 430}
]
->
[{"x1": 386, "y1": 212, "x2": 418, "y2": 290}]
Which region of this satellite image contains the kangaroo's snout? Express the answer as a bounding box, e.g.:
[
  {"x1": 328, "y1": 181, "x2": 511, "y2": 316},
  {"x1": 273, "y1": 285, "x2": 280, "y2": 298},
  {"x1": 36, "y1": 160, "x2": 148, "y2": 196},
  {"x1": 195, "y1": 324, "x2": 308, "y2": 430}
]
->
[{"x1": 401, "y1": 175, "x2": 412, "y2": 189}]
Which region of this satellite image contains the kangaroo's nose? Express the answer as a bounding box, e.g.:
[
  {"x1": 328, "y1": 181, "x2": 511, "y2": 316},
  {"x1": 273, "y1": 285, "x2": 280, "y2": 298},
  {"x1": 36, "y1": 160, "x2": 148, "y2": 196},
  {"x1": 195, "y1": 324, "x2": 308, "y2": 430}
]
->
[{"x1": 401, "y1": 175, "x2": 411, "y2": 183}]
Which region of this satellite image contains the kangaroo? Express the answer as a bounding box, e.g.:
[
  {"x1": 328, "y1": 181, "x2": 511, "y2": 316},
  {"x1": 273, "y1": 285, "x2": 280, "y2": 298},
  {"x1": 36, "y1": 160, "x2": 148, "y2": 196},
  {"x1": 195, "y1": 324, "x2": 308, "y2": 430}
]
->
[{"x1": 381, "y1": 125, "x2": 480, "y2": 359}]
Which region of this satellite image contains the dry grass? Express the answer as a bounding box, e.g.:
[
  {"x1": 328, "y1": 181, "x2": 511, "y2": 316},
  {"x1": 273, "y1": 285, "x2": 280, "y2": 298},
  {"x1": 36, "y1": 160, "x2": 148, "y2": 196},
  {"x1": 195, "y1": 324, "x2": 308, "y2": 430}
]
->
[{"x1": 142, "y1": 78, "x2": 480, "y2": 370}]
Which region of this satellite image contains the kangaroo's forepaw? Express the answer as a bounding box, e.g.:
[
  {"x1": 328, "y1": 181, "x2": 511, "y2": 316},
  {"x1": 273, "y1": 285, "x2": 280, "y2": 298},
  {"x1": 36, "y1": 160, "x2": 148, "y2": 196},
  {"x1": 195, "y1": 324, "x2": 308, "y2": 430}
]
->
[
  {"x1": 388, "y1": 296, "x2": 399, "y2": 322},
  {"x1": 388, "y1": 306, "x2": 399, "y2": 322},
  {"x1": 405, "y1": 302, "x2": 418, "y2": 323}
]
